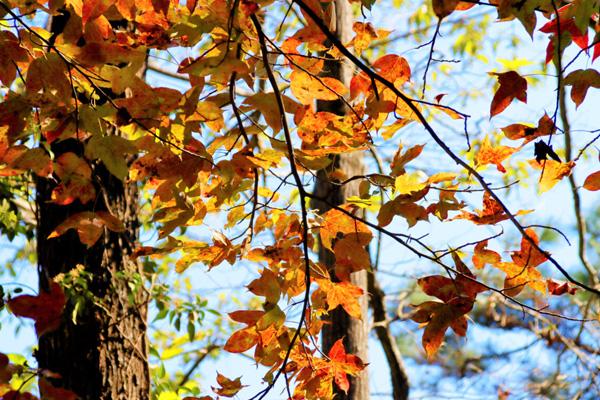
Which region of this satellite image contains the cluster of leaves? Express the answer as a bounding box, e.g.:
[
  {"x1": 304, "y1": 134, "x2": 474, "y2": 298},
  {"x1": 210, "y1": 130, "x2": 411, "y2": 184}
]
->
[{"x1": 0, "y1": 0, "x2": 599, "y2": 398}]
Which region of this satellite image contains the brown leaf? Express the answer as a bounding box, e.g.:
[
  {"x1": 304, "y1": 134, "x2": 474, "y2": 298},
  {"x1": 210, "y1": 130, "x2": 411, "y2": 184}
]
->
[{"x1": 489, "y1": 71, "x2": 527, "y2": 117}]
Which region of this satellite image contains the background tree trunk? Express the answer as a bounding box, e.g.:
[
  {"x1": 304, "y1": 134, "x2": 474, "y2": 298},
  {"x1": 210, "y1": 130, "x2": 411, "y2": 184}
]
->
[
  {"x1": 313, "y1": 0, "x2": 370, "y2": 398},
  {"x1": 34, "y1": 15, "x2": 150, "y2": 400}
]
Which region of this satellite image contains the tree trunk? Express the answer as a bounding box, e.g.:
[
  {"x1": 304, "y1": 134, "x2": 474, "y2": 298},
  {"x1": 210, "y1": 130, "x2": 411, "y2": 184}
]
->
[
  {"x1": 34, "y1": 15, "x2": 150, "y2": 400},
  {"x1": 313, "y1": 1, "x2": 370, "y2": 399}
]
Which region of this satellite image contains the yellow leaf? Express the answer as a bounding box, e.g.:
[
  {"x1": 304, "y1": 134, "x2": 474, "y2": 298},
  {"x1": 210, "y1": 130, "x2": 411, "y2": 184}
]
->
[{"x1": 290, "y1": 71, "x2": 347, "y2": 105}]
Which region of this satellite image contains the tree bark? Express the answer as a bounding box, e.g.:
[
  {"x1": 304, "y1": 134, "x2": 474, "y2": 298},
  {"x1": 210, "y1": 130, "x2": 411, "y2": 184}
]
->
[
  {"x1": 34, "y1": 15, "x2": 150, "y2": 400},
  {"x1": 313, "y1": 1, "x2": 370, "y2": 398}
]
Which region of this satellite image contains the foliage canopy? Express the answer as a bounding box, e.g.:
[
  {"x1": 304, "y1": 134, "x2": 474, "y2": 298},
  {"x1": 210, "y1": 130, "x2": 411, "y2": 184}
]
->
[{"x1": 1, "y1": 0, "x2": 600, "y2": 399}]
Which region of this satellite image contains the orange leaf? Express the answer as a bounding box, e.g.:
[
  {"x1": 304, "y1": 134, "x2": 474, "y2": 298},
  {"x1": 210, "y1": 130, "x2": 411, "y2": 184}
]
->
[
  {"x1": 223, "y1": 328, "x2": 259, "y2": 353},
  {"x1": 583, "y1": 170, "x2": 600, "y2": 191},
  {"x1": 372, "y1": 54, "x2": 411, "y2": 86},
  {"x1": 496, "y1": 261, "x2": 545, "y2": 296},
  {"x1": 453, "y1": 191, "x2": 531, "y2": 225},
  {"x1": 528, "y1": 159, "x2": 575, "y2": 193},
  {"x1": 7, "y1": 282, "x2": 65, "y2": 337},
  {"x1": 475, "y1": 135, "x2": 519, "y2": 173},
  {"x1": 511, "y1": 228, "x2": 548, "y2": 269},
  {"x1": 212, "y1": 373, "x2": 246, "y2": 397},
  {"x1": 48, "y1": 211, "x2": 125, "y2": 247},
  {"x1": 390, "y1": 144, "x2": 424, "y2": 176},
  {"x1": 472, "y1": 240, "x2": 501, "y2": 270},
  {"x1": 489, "y1": 71, "x2": 527, "y2": 117},
  {"x1": 327, "y1": 339, "x2": 365, "y2": 394},
  {"x1": 317, "y1": 279, "x2": 364, "y2": 319},
  {"x1": 290, "y1": 71, "x2": 347, "y2": 105},
  {"x1": 319, "y1": 206, "x2": 372, "y2": 252},
  {"x1": 501, "y1": 113, "x2": 555, "y2": 143}
]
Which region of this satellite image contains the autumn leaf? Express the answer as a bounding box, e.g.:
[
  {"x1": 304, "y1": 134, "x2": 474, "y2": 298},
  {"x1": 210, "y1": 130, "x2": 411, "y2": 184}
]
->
[
  {"x1": 489, "y1": 71, "x2": 527, "y2": 117},
  {"x1": 501, "y1": 113, "x2": 555, "y2": 143},
  {"x1": 224, "y1": 327, "x2": 259, "y2": 353},
  {"x1": 319, "y1": 206, "x2": 372, "y2": 251},
  {"x1": 528, "y1": 159, "x2": 575, "y2": 193},
  {"x1": 349, "y1": 22, "x2": 390, "y2": 54},
  {"x1": 547, "y1": 279, "x2": 577, "y2": 296},
  {"x1": 0, "y1": 31, "x2": 29, "y2": 86},
  {"x1": 493, "y1": 229, "x2": 548, "y2": 296},
  {"x1": 372, "y1": 54, "x2": 411, "y2": 86},
  {"x1": 511, "y1": 228, "x2": 548, "y2": 270},
  {"x1": 497, "y1": 261, "x2": 545, "y2": 296},
  {"x1": 453, "y1": 191, "x2": 531, "y2": 225},
  {"x1": 85, "y1": 134, "x2": 136, "y2": 181},
  {"x1": 411, "y1": 298, "x2": 473, "y2": 358},
  {"x1": 472, "y1": 240, "x2": 501, "y2": 270},
  {"x1": 7, "y1": 281, "x2": 66, "y2": 337},
  {"x1": 475, "y1": 135, "x2": 519, "y2": 173},
  {"x1": 563, "y1": 69, "x2": 600, "y2": 108},
  {"x1": 316, "y1": 279, "x2": 364, "y2": 319},
  {"x1": 47, "y1": 211, "x2": 125, "y2": 247},
  {"x1": 583, "y1": 171, "x2": 600, "y2": 191},
  {"x1": 290, "y1": 71, "x2": 347, "y2": 105},
  {"x1": 390, "y1": 144, "x2": 424, "y2": 176},
  {"x1": 39, "y1": 378, "x2": 78, "y2": 400},
  {"x1": 333, "y1": 235, "x2": 371, "y2": 280},
  {"x1": 327, "y1": 339, "x2": 365, "y2": 394},
  {"x1": 212, "y1": 373, "x2": 246, "y2": 397}
]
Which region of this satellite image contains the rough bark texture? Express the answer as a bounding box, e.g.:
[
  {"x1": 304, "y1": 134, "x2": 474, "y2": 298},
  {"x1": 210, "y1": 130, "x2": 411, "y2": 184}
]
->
[
  {"x1": 312, "y1": 0, "x2": 370, "y2": 398},
  {"x1": 34, "y1": 15, "x2": 150, "y2": 400}
]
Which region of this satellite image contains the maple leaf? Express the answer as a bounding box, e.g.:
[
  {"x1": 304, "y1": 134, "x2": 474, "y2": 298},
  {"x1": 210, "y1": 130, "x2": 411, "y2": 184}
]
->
[
  {"x1": 48, "y1": 211, "x2": 125, "y2": 247},
  {"x1": 315, "y1": 279, "x2": 364, "y2": 319},
  {"x1": 412, "y1": 257, "x2": 486, "y2": 358},
  {"x1": 493, "y1": 228, "x2": 548, "y2": 296},
  {"x1": 489, "y1": 71, "x2": 527, "y2": 117},
  {"x1": 290, "y1": 71, "x2": 347, "y2": 105},
  {"x1": 432, "y1": 0, "x2": 475, "y2": 18},
  {"x1": 475, "y1": 135, "x2": 519, "y2": 173},
  {"x1": 547, "y1": 279, "x2": 577, "y2": 296},
  {"x1": 0, "y1": 31, "x2": 29, "y2": 86},
  {"x1": 7, "y1": 281, "x2": 66, "y2": 337},
  {"x1": 501, "y1": 113, "x2": 555, "y2": 143},
  {"x1": 51, "y1": 152, "x2": 96, "y2": 205},
  {"x1": 319, "y1": 206, "x2": 372, "y2": 252},
  {"x1": 453, "y1": 191, "x2": 531, "y2": 225},
  {"x1": 39, "y1": 378, "x2": 78, "y2": 400},
  {"x1": 528, "y1": 159, "x2": 575, "y2": 193},
  {"x1": 563, "y1": 69, "x2": 600, "y2": 108},
  {"x1": 349, "y1": 22, "x2": 390, "y2": 54},
  {"x1": 539, "y1": 4, "x2": 589, "y2": 64},
  {"x1": 224, "y1": 327, "x2": 259, "y2": 353},
  {"x1": 583, "y1": 170, "x2": 600, "y2": 191},
  {"x1": 511, "y1": 228, "x2": 548, "y2": 269},
  {"x1": 212, "y1": 373, "x2": 246, "y2": 397},
  {"x1": 327, "y1": 339, "x2": 366, "y2": 394},
  {"x1": 411, "y1": 298, "x2": 473, "y2": 358},
  {"x1": 390, "y1": 144, "x2": 425, "y2": 176},
  {"x1": 472, "y1": 240, "x2": 501, "y2": 270}
]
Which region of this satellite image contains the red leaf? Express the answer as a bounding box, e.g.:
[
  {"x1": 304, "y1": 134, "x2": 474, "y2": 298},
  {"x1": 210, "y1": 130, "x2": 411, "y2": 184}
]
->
[
  {"x1": 547, "y1": 279, "x2": 577, "y2": 296},
  {"x1": 7, "y1": 282, "x2": 66, "y2": 337},
  {"x1": 489, "y1": 71, "x2": 527, "y2": 117}
]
